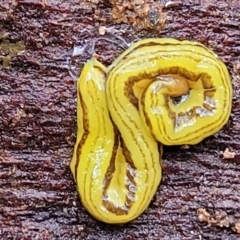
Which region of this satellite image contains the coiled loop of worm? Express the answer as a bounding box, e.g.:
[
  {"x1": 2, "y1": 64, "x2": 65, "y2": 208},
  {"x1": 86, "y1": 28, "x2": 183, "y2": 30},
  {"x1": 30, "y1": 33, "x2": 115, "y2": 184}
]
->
[{"x1": 70, "y1": 38, "x2": 232, "y2": 224}]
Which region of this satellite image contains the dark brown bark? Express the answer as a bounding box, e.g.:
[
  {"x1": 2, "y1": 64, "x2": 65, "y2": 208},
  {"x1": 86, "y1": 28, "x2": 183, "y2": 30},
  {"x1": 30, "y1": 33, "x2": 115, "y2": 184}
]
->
[{"x1": 0, "y1": 0, "x2": 240, "y2": 239}]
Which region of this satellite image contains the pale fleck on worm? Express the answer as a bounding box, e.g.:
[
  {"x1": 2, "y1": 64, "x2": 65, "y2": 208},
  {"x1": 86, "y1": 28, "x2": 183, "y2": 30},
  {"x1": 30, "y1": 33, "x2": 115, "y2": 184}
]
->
[{"x1": 70, "y1": 38, "x2": 232, "y2": 224}]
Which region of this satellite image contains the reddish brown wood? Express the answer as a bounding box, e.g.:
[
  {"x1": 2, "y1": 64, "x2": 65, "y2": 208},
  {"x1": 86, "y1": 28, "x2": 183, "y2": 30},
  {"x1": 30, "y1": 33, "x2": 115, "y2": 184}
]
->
[{"x1": 0, "y1": 1, "x2": 239, "y2": 239}]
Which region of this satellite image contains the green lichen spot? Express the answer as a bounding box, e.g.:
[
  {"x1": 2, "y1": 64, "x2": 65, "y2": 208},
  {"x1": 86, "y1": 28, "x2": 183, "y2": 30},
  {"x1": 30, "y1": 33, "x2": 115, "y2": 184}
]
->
[{"x1": 0, "y1": 37, "x2": 25, "y2": 68}]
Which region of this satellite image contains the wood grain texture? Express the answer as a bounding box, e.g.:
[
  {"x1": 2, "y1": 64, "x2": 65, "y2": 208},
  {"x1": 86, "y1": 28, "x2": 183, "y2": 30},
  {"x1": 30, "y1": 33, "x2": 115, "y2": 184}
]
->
[{"x1": 0, "y1": 0, "x2": 239, "y2": 239}]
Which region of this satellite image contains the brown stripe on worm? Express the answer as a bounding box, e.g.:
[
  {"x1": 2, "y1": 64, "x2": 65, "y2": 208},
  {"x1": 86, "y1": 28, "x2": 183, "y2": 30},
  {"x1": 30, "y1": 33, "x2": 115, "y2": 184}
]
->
[
  {"x1": 109, "y1": 49, "x2": 226, "y2": 85},
  {"x1": 140, "y1": 85, "x2": 218, "y2": 142},
  {"x1": 102, "y1": 133, "x2": 138, "y2": 215},
  {"x1": 120, "y1": 136, "x2": 137, "y2": 212},
  {"x1": 75, "y1": 91, "x2": 89, "y2": 180},
  {"x1": 109, "y1": 77, "x2": 158, "y2": 213},
  {"x1": 75, "y1": 64, "x2": 107, "y2": 180},
  {"x1": 117, "y1": 41, "x2": 217, "y2": 64}
]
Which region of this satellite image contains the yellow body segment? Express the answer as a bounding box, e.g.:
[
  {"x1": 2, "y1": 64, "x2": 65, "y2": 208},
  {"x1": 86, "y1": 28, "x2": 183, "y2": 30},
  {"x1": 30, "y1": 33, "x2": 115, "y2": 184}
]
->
[
  {"x1": 71, "y1": 38, "x2": 232, "y2": 224},
  {"x1": 71, "y1": 58, "x2": 161, "y2": 224}
]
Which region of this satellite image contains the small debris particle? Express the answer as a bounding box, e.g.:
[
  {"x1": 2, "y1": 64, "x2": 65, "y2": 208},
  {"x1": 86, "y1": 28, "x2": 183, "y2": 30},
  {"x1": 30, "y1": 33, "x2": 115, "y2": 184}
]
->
[
  {"x1": 92, "y1": 52, "x2": 100, "y2": 59},
  {"x1": 109, "y1": 0, "x2": 167, "y2": 30},
  {"x1": 235, "y1": 222, "x2": 240, "y2": 234},
  {"x1": 148, "y1": 9, "x2": 159, "y2": 24},
  {"x1": 181, "y1": 145, "x2": 190, "y2": 149},
  {"x1": 197, "y1": 208, "x2": 210, "y2": 222},
  {"x1": 197, "y1": 208, "x2": 240, "y2": 234},
  {"x1": 221, "y1": 148, "x2": 236, "y2": 159},
  {"x1": 99, "y1": 26, "x2": 106, "y2": 35},
  {"x1": 165, "y1": 1, "x2": 182, "y2": 8}
]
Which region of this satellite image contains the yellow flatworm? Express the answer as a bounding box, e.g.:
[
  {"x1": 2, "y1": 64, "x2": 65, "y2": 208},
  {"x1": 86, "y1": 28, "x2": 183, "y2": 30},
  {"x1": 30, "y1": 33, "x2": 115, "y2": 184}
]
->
[{"x1": 70, "y1": 38, "x2": 232, "y2": 224}]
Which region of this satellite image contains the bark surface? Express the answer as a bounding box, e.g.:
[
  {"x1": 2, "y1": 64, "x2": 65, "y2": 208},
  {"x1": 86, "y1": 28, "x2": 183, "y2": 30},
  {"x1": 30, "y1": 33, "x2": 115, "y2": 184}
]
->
[{"x1": 0, "y1": 1, "x2": 240, "y2": 239}]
